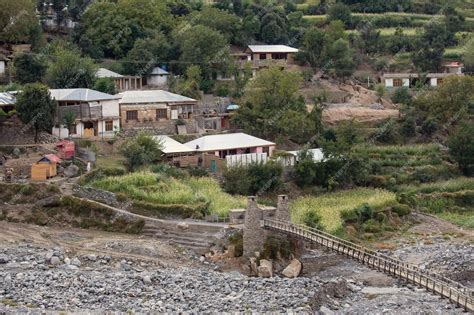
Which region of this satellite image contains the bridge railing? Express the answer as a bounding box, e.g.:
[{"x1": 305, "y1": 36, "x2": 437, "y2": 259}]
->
[{"x1": 262, "y1": 219, "x2": 474, "y2": 311}]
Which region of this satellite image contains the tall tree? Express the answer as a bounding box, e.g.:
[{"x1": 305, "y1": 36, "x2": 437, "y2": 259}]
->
[
  {"x1": 16, "y1": 83, "x2": 56, "y2": 143},
  {"x1": 448, "y1": 121, "x2": 474, "y2": 176},
  {"x1": 298, "y1": 28, "x2": 329, "y2": 67},
  {"x1": 412, "y1": 22, "x2": 449, "y2": 72},
  {"x1": 328, "y1": 39, "x2": 356, "y2": 80},
  {"x1": 0, "y1": 0, "x2": 39, "y2": 44},
  {"x1": 13, "y1": 53, "x2": 46, "y2": 84},
  {"x1": 327, "y1": 3, "x2": 352, "y2": 27}
]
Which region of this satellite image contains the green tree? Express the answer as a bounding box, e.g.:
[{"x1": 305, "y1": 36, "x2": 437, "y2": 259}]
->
[
  {"x1": 93, "y1": 77, "x2": 117, "y2": 95},
  {"x1": 298, "y1": 28, "x2": 329, "y2": 67},
  {"x1": 46, "y1": 45, "x2": 97, "y2": 88},
  {"x1": 412, "y1": 22, "x2": 450, "y2": 72},
  {"x1": 448, "y1": 121, "x2": 474, "y2": 176},
  {"x1": 173, "y1": 65, "x2": 202, "y2": 100},
  {"x1": 328, "y1": 39, "x2": 356, "y2": 80},
  {"x1": 443, "y1": 5, "x2": 464, "y2": 46},
  {"x1": 15, "y1": 83, "x2": 56, "y2": 143},
  {"x1": 174, "y1": 25, "x2": 230, "y2": 79},
  {"x1": 391, "y1": 87, "x2": 412, "y2": 105},
  {"x1": 13, "y1": 53, "x2": 46, "y2": 84},
  {"x1": 122, "y1": 31, "x2": 170, "y2": 75},
  {"x1": 233, "y1": 67, "x2": 311, "y2": 141},
  {"x1": 327, "y1": 3, "x2": 352, "y2": 27},
  {"x1": 186, "y1": 7, "x2": 241, "y2": 44},
  {"x1": 463, "y1": 38, "x2": 474, "y2": 73},
  {"x1": 0, "y1": 0, "x2": 39, "y2": 44},
  {"x1": 120, "y1": 132, "x2": 164, "y2": 171},
  {"x1": 327, "y1": 20, "x2": 346, "y2": 42},
  {"x1": 62, "y1": 111, "x2": 76, "y2": 138},
  {"x1": 357, "y1": 22, "x2": 382, "y2": 54}
]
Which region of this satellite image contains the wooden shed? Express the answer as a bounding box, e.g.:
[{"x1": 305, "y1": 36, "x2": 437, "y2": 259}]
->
[{"x1": 31, "y1": 154, "x2": 61, "y2": 181}]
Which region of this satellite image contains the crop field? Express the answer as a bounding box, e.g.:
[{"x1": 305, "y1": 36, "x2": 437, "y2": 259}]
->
[
  {"x1": 398, "y1": 177, "x2": 474, "y2": 228},
  {"x1": 290, "y1": 188, "x2": 396, "y2": 233},
  {"x1": 89, "y1": 171, "x2": 246, "y2": 217}
]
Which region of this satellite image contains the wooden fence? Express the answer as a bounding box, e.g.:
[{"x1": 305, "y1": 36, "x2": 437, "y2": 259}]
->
[{"x1": 262, "y1": 219, "x2": 474, "y2": 311}]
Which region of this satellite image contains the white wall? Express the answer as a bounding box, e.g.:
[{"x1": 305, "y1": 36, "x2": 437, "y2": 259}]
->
[
  {"x1": 99, "y1": 99, "x2": 120, "y2": 117},
  {"x1": 52, "y1": 126, "x2": 69, "y2": 139},
  {"x1": 0, "y1": 61, "x2": 5, "y2": 75},
  {"x1": 147, "y1": 75, "x2": 168, "y2": 86},
  {"x1": 384, "y1": 78, "x2": 393, "y2": 87},
  {"x1": 402, "y1": 78, "x2": 410, "y2": 87},
  {"x1": 430, "y1": 78, "x2": 438, "y2": 86},
  {"x1": 97, "y1": 119, "x2": 120, "y2": 138}
]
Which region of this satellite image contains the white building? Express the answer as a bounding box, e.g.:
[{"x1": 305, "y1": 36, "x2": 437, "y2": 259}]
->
[
  {"x1": 50, "y1": 89, "x2": 121, "y2": 139},
  {"x1": 146, "y1": 67, "x2": 169, "y2": 87}
]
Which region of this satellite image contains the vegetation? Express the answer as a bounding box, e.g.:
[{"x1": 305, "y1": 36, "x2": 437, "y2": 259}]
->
[
  {"x1": 120, "y1": 132, "x2": 164, "y2": 171},
  {"x1": 448, "y1": 122, "x2": 474, "y2": 176},
  {"x1": 15, "y1": 83, "x2": 56, "y2": 143},
  {"x1": 89, "y1": 170, "x2": 246, "y2": 218},
  {"x1": 291, "y1": 188, "x2": 397, "y2": 233},
  {"x1": 223, "y1": 162, "x2": 283, "y2": 196}
]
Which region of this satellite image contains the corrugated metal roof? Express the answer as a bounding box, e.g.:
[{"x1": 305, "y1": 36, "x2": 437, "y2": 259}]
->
[
  {"x1": 96, "y1": 68, "x2": 123, "y2": 78},
  {"x1": 149, "y1": 67, "x2": 169, "y2": 75},
  {"x1": 40, "y1": 154, "x2": 61, "y2": 163},
  {"x1": 50, "y1": 89, "x2": 120, "y2": 102},
  {"x1": 0, "y1": 92, "x2": 16, "y2": 105},
  {"x1": 119, "y1": 90, "x2": 196, "y2": 104},
  {"x1": 247, "y1": 45, "x2": 299, "y2": 53},
  {"x1": 153, "y1": 135, "x2": 194, "y2": 154},
  {"x1": 184, "y1": 133, "x2": 275, "y2": 152}
]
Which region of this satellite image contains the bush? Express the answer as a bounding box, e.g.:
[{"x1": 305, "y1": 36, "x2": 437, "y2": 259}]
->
[
  {"x1": 375, "y1": 212, "x2": 388, "y2": 223},
  {"x1": 391, "y1": 87, "x2": 411, "y2": 105},
  {"x1": 262, "y1": 236, "x2": 292, "y2": 260},
  {"x1": 188, "y1": 166, "x2": 209, "y2": 177},
  {"x1": 357, "y1": 203, "x2": 374, "y2": 222},
  {"x1": 448, "y1": 121, "x2": 474, "y2": 176},
  {"x1": 223, "y1": 162, "x2": 282, "y2": 195},
  {"x1": 303, "y1": 211, "x2": 322, "y2": 229},
  {"x1": 400, "y1": 116, "x2": 416, "y2": 137},
  {"x1": 120, "y1": 132, "x2": 164, "y2": 171},
  {"x1": 420, "y1": 118, "x2": 437, "y2": 136},
  {"x1": 391, "y1": 204, "x2": 411, "y2": 216},
  {"x1": 362, "y1": 219, "x2": 382, "y2": 233}
]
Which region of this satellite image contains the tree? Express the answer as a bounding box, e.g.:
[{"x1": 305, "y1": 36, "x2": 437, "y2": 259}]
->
[
  {"x1": 298, "y1": 28, "x2": 329, "y2": 67},
  {"x1": 186, "y1": 7, "x2": 241, "y2": 44},
  {"x1": 412, "y1": 22, "x2": 450, "y2": 72},
  {"x1": 15, "y1": 83, "x2": 56, "y2": 143},
  {"x1": 357, "y1": 22, "x2": 382, "y2": 55},
  {"x1": 327, "y1": 3, "x2": 352, "y2": 27},
  {"x1": 13, "y1": 53, "x2": 46, "y2": 84},
  {"x1": 463, "y1": 38, "x2": 474, "y2": 73},
  {"x1": 413, "y1": 76, "x2": 474, "y2": 123},
  {"x1": 172, "y1": 65, "x2": 202, "y2": 100},
  {"x1": 391, "y1": 87, "x2": 412, "y2": 105},
  {"x1": 62, "y1": 111, "x2": 76, "y2": 138},
  {"x1": 328, "y1": 39, "x2": 356, "y2": 80},
  {"x1": 122, "y1": 31, "x2": 170, "y2": 75},
  {"x1": 93, "y1": 77, "x2": 117, "y2": 95},
  {"x1": 448, "y1": 121, "x2": 474, "y2": 176},
  {"x1": 174, "y1": 25, "x2": 230, "y2": 79},
  {"x1": 0, "y1": 0, "x2": 40, "y2": 44},
  {"x1": 386, "y1": 27, "x2": 413, "y2": 54},
  {"x1": 443, "y1": 5, "x2": 464, "y2": 46},
  {"x1": 327, "y1": 20, "x2": 346, "y2": 42},
  {"x1": 120, "y1": 132, "x2": 164, "y2": 171},
  {"x1": 46, "y1": 45, "x2": 97, "y2": 88}
]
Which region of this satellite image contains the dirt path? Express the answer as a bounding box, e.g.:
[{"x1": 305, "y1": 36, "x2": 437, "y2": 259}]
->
[{"x1": 408, "y1": 211, "x2": 474, "y2": 239}]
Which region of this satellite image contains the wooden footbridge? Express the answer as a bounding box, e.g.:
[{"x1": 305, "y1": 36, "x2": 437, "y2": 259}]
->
[{"x1": 263, "y1": 219, "x2": 474, "y2": 312}]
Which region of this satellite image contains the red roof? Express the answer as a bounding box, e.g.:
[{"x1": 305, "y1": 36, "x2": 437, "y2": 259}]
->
[
  {"x1": 444, "y1": 61, "x2": 462, "y2": 67},
  {"x1": 43, "y1": 154, "x2": 61, "y2": 163}
]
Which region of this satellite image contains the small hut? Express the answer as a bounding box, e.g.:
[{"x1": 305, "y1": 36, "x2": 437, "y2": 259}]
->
[{"x1": 31, "y1": 154, "x2": 61, "y2": 181}]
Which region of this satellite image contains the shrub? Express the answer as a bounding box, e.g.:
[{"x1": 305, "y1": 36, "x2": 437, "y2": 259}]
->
[
  {"x1": 420, "y1": 118, "x2": 437, "y2": 136},
  {"x1": 188, "y1": 166, "x2": 209, "y2": 177},
  {"x1": 391, "y1": 204, "x2": 411, "y2": 216},
  {"x1": 357, "y1": 203, "x2": 374, "y2": 222},
  {"x1": 303, "y1": 211, "x2": 322, "y2": 229},
  {"x1": 132, "y1": 200, "x2": 209, "y2": 219},
  {"x1": 120, "y1": 132, "x2": 164, "y2": 171},
  {"x1": 262, "y1": 236, "x2": 292, "y2": 260},
  {"x1": 391, "y1": 87, "x2": 411, "y2": 105},
  {"x1": 400, "y1": 117, "x2": 416, "y2": 137},
  {"x1": 223, "y1": 162, "x2": 282, "y2": 195},
  {"x1": 448, "y1": 121, "x2": 474, "y2": 176},
  {"x1": 362, "y1": 219, "x2": 382, "y2": 233},
  {"x1": 375, "y1": 212, "x2": 388, "y2": 223}
]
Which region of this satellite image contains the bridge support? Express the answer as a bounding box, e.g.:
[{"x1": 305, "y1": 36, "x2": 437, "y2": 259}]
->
[
  {"x1": 243, "y1": 196, "x2": 266, "y2": 257},
  {"x1": 275, "y1": 194, "x2": 290, "y2": 221}
]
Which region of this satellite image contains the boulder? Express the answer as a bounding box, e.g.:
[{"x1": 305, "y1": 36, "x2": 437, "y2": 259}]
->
[
  {"x1": 281, "y1": 259, "x2": 302, "y2": 278},
  {"x1": 0, "y1": 254, "x2": 9, "y2": 264},
  {"x1": 177, "y1": 222, "x2": 189, "y2": 230},
  {"x1": 64, "y1": 164, "x2": 79, "y2": 178},
  {"x1": 249, "y1": 257, "x2": 258, "y2": 276},
  {"x1": 70, "y1": 258, "x2": 82, "y2": 267},
  {"x1": 36, "y1": 195, "x2": 61, "y2": 207},
  {"x1": 257, "y1": 259, "x2": 273, "y2": 278},
  {"x1": 50, "y1": 256, "x2": 61, "y2": 265}
]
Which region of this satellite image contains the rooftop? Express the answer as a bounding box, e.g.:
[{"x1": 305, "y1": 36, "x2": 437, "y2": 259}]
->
[
  {"x1": 153, "y1": 135, "x2": 194, "y2": 154},
  {"x1": 184, "y1": 133, "x2": 275, "y2": 152},
  {"x1": 247, "y1": 45, "x2": 299, "y2": 53},
  {"x1": 150, "y1": 67, "x2": 169, "y2": 75},
  {"x1": 96, "y1": 68, "x2": 123, "y2": 78},
  {"x1": 0, "y1": 92, "x2": 16, "y2": 106},
  {"x1": 50, "y1": 89, "x2": 120, "y2": 102},
  {"x1": 119, "y1": 90, "x2": 196, "y2": 104}
]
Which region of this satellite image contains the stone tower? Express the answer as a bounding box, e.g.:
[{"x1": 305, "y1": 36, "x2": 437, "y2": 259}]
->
[
  {"x1": 275, "y1": 194, "x2": 290, "y2": 222},
  {"x1": 243, "y1": 196, "x2": 266, "y2": 257}
]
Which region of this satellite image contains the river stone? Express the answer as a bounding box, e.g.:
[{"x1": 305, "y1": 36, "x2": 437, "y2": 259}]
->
[
  {"x1": 258, "y1": 259, "x2": 273, "y2": 278},
  {"x1": 282, "y1": 259, "x2": 302, "y2": 278}
]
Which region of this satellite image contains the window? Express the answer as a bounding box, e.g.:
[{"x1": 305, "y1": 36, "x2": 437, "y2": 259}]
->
[
  {"x1": 156, "y1": 108, "x2": 167, "y2": 119},
  {"x1": 259, "y1": 53, "x2": 267, "y2": 60},
  {"x1": 126, "y1": 110, "x2": 138, "y2": 121},
  {"x1": 105, "y1": 120, "x2": 113, "y2": 131},
  {"x1": 437, "y1": 78, "x2": 443, "y2": 85},
  {"x1": 393, "y1": 79, "x2": 403, "y2": 87}
]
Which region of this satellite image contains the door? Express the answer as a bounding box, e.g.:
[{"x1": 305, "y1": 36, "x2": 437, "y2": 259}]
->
[{"x1": 210, "y1": 160, "x2": 217, "y2": 173}]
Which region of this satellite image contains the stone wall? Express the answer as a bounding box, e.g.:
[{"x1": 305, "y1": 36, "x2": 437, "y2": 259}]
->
[{"x1": 72, "y1": 185, "x2": 118, "y2": 207}]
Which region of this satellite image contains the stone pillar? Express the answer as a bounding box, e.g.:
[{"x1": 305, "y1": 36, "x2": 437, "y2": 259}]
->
[
  {"x1": 275, "y1": 194, "x2": 290, "y2": 222},
  {"x1": 243, "y1": 196, "x2": 266, "y2": 257}
]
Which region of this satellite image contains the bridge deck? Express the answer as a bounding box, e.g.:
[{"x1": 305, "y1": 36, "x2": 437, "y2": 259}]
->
[{"x1": 262, "y1": 219, "x2": 474, "y2": 312}]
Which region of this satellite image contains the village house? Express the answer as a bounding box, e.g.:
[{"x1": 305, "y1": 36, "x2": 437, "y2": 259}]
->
[
  {"x1": 184, "y1": 132, "x2": 275, "y2": 171},
  {"x1": 50, "y1": 88, "x2": 121, "y2": 139},
  {"x1": 0, "y1": 92, "x2": 16, "y2": 113},
  {"x1": 118, "y1": 90, "x2": 197, "y2": 130},
  {"x1": 0, "y1": 54, "x2": 9, "y2": 76},
  {"x1": 145, "y1": 67, "x2": 169, "y2": 87},
  {"x1": 229, "y1": 44, "x2": 299, "y2": 77},
  {"x1": 96, "y1": 68, "x2": 143, "y2": 92},
  {"x1": 382, "y1": 72, "x2": 462, "y2": 89},
  {"x1": 153, "y1": 135, "x2": 198, "y2": 167}
]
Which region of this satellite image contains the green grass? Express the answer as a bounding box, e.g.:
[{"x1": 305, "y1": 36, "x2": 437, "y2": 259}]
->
[
  {"x1": 290, "y1": 188, "x2": 397, "y2": 233},
  {"x1": 400, "y1": 177, "x2": 474, "y2": 194},
  {"x1": 89, "y1": 171, "x2": 246, "y2": 217},
  {"x1": 437, "y1": 212, "x2": 474, "y2": 229},
  {"x1": 96, "y1": 154, "x2": 126, "y2": 169}
]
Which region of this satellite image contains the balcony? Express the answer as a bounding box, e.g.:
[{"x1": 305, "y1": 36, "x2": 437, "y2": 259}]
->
[
  {"x1": 58, "y1": 104, "x2": 102, "y2": 121},
  {"x1": 237, "y1": 59, "x2": 288, "y2": 69}
]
